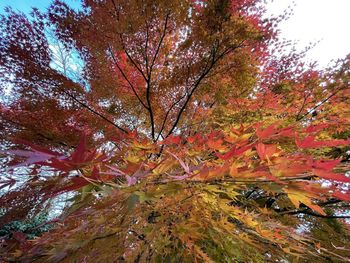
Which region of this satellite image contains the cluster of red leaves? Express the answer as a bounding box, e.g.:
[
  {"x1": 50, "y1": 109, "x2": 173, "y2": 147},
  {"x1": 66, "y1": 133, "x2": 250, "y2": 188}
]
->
[{"x1": 3, "y1": 120, "x2": 349, "y2": 209}]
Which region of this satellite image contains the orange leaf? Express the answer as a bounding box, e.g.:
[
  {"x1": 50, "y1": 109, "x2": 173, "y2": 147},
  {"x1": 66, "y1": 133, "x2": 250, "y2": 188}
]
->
[
  {"x1": 256, "y1": 143, "x2": 278, "y2": 161},
  {"x1": 207, "y1": 139, "x2": 226, "y2": 151},
  {"x1": 284, "y1": 188, "x2": 326, "y2": 216},
  {"x1": 229, "y1": 163, "x2": 238, "y2": 177}
]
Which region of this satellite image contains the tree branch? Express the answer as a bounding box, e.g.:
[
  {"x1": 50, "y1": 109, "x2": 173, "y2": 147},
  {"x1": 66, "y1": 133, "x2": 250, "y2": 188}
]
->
[
  {"x1": 62, "y1": 89, "x2": 127, "y2": 133},
  {"x1": 1, "y1": 117, "x2": 74, "y2": 149},
  {"x1": 166, "y1": 42, "x2": 244, "y2": 137},
  {"x1": 146, "y1": 12, "x2": 170, "y2": 140},
  {"x1": 119, "y1": 34, "x2": 148, "y2": 82},
  {"x1": 296, "y1": 86, "x2": 344, "y2": 121},
  {"x1": 148, "y1": 12, "x2": 170, "y2": 76},
  {"x1": 108, "y1": 46, "x2": 149, "y2": 110},
  {"x1": 279, "y1": 208, "x2": 350, "y2": 219},
  {"x1": 295, "y1": 91, "x2": 311, "y2": 120},
  {"x1": 118, "y1": 33, "x2": 157, "y2": 139},
  {"x1": 155, "y1": 93, "x2": 187, "y2": 141}
]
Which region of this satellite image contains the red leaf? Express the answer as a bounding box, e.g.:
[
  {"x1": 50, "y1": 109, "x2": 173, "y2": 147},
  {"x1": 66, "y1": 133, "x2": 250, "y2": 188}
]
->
[
  {"x1": 13, "y1": 139, "x2": 61, "y2": 156},
  {"x1": 256, "y1": 123, "x2": 278, "y2": 139},
  {"x1": 5, "y1": 149, "x2": 59, "y2": 168},
  {"x1": 312, "y1": 159, "x2": 341, "y2": 171},
  {"x1": 207, "y1": 139, "x2": 225, "y2": 150},
  {"x1": 296, "y1": 136, "x2": 350, "y2": 149},
  {"x1": 305, "y1": 123, "x2": 329, "y2": 133},
  {"x1": 12, "y1": 231, "x2": 26, "y2": 243},
  {"x1": 278, "y1": 127, "x2": 294, "y2": 137},
  {"x1": 333, "y1": 191, "x2": 350, "y2": 201},
  {"x1": 90, "y1": 166, "x2": 100, "y2": 180},
  {"x1": 295, "y1": 136, "x2": 321, "y2": 148},
  {"x1": 208, "y1": 131, "x2": 222, "y2": 140},
  {"x1": 256, "y1": 143, "x2": 278, "y2": 161},
  {"x1": 161, "y1": 135, "x2": 181, "y2": 145},
  {"x1": 256, "y1": 123, "x2": 293, "y2": 140},
  {"x1": 127, "y1": 130, "x2": 138, "y2": 139},
  {"x1": 55, "y1": 176, "x2": 90, "y2": 194},
  {"x1": 313, "y1": 169, "x2": 350, "y2": 183},
  {"x1": 187, "y1": 134, "x2": 205, "y2": 144},
  {"x1": 216, "y1": 144, "x2": 251, "y2": 160},
  {"x1": 70, "y1": 134, "x2": 87, "y2": 163}
]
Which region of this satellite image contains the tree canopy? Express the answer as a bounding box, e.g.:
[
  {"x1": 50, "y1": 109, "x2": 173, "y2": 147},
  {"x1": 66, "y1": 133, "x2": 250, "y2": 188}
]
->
[{"x1": 0, "y1": 0, "x2": 350, "y2": 262}]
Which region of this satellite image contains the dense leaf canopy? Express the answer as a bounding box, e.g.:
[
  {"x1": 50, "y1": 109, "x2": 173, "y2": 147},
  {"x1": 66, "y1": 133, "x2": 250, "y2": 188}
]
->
[{"x1": 0, "y1": 0, "x2": 350, "y2": 262}]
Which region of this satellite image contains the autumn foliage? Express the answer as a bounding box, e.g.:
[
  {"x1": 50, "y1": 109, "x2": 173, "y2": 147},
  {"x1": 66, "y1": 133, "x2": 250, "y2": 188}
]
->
[{"x1": 0, "y1": 0, "x2": 350, "y2": 262}]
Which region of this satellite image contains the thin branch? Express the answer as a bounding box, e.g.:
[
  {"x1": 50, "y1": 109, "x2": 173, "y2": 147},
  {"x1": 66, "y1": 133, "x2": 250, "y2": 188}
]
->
[
  {"x1": 166, "y1": 42, "x2": 244, "y2": 137},
  {"x1": 147, "y1": 78, "x2": 155, "y2": 141},
  {"x1": 119, "y1": 34, "x2": 148, "y2": 82},
  {"x1": 144, "y1": 21, "x2": 150, "y2": 76},
  {"x1": 148, "y1": 12, "x2": 170, "y2": 77},
  {"x1": 63, "y1": 90, "x2": 127, "y2": 133},
  {"x1": 296, "y1": 86, "x2": 345, "y2": 121},
  {"x1": 165, "y1": 50, "x2": 217, "y2": 137},
  {"x1": 295, "y1": 91, "x2": 311, "y2": 120},
  {"x1": 146, "y1": 12, "x2": 170, "y2": 140},
  {"x1": 155, "y1": 93, "x2": 187, "y2": 141},
  {"x1": 118, "y1": 33, "x2": 157, "y2": 139},
  {"x1": 108, "y1": 46, "x2": 149, "y2": 110},
  {"x1": 110, "y1": 0, "x2": 120, "y2": 20},
  {"x1": 1, "y1": 117, "x2": 74, "y2": 149},
  {"x1": 280, "y1": 209, "x2": 350, "y2": 219}
]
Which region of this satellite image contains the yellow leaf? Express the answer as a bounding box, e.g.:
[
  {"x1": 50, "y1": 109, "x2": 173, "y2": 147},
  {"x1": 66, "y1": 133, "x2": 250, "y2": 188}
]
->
[
  {"x1": 284, "y1": 188, "x2": 326, "y2": 216},
  {"x1": 153, "y1": 159, "x2": 176, "y2": 175},
  {"x1": 125, "y1": 154, "x2": 141, "y2": 163},
  {"x1": 132, "y1": 141, "x2": 154, "y2": 150}
]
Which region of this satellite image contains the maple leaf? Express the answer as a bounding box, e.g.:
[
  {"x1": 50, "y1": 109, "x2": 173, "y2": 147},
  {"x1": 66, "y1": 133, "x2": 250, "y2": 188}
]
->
[
  {"x1": 54, "y1": 176, "x2": 91, "y2": 195},
  {"x1": 216, "y1": 144, "x2": 252, "y2": 160},
  {"x1": 161, "y1": 135, "x2": 181, "y2": 145},
  {"x1": 4, "y1": 149, "x2": 62, "y2": 169},
  {"x1": 256, "y1": 122, "x2": 279, "y2": 139},
  {"x1": 256, "y1": 143, "x2": 279, "y2": 161},
  {"x1": 207, "y1": 138, "x2": 226, "y2": 151},
  {"x1": 255, "y1": 122, "x2": 294, "y2": 141},
  {"x1": 333, "y1": 191, "x2": 350, "y2": 202},
  {"x1": 296, "y1": 136, "x2": 350, "y2": 149},
  {"x1": 304, "y1": 123, "x2": 329, "y2": 133},
  {"x1": 1, "y1": 1, "x2": 350, "y2": 262},
  {"x1": 284, "y1": 187, "x2": 326, "y2": 216},
  {"x1": 313, "y1": 169, "x2": 350, "y2": 183}
]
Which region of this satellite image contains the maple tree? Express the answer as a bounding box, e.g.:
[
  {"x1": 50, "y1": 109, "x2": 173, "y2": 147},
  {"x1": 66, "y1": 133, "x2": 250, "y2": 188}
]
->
[{"x1": 0, "y1": 0, "x2": 350, "y2": 262}]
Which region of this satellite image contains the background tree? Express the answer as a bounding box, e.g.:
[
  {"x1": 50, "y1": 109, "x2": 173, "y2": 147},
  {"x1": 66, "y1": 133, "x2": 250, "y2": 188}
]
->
[{"x1": 0, "y1": 0, "x2": 350, "y2": 262}]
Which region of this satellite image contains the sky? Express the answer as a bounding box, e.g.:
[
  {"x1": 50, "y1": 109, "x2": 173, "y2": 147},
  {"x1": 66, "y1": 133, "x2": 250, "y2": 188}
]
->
[
  {"x1": 0, "y1": 0, "x2": 81, "y2": 13},
  {"x1": 0, "y1": 0, "x2": 349, "y2": 68},
  {"x1": 266, "y1": 0, "x2": 350, "y2": 67}
]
